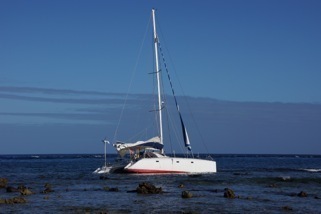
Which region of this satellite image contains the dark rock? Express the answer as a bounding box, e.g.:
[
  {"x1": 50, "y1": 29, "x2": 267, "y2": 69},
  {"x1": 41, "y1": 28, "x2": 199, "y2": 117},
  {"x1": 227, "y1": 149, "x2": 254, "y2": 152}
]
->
[
  {"x1": 0, "y1": 178, "x2": 8, "y2": 188},
  {"x1": 181, "y1": 191, "x2": 193, "y2": 198},
  {"x1": 136, "y1": 182, "x2": 162, "y2": 194},
  {"x1": 0, "y1": 197, "x2": 27, "y2": 204},
  {"x1": 297, "y1": 191, "x2": 308, "y2": 197},
  {"x1": 109, "y1": 187, "x2": 119, "y2": 192},
  {"x1": 42, "y1": 188, "x2": 54, "y2": 194},
  {"x1": 20, "y1": 188, "x2": 33, "y2": 196},
  {"x1": 6, "y1": 186, "x2": 19, "y2": 193},
  {"x1": 178, "y1": 184, "x2": 184, "y2": 188},
  {"x1": 12, "y1": 197, "x2": 27, "y2": 203},
  {"x1": 224, "y1": 188, "x2": 235, "y2": 199},
  {"x1": 17, "y1": 184, "x2": 27, "y2": 191},
  {"x1": 44, "y1": 183, "x2": 52, "y2": 189},
  {"x1": 282, "y1": 206, "x2": 293, "y2": 211},
  {"x1": 16, "y1": 185, "x2": 33, "y2": 195},
  {"x1": 42, "y1": 183, "x2": 54, "y2": 193},
  {"x1": 137, "y1": 186, "x2": 148, "y2": 194}
]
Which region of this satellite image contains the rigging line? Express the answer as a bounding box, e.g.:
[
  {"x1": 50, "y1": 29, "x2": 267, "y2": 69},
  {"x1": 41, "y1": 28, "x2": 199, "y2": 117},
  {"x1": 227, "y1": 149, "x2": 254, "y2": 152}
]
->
[
  {"x1": 155, "y1": 18, "x2": 188, "y2": 155},
  {"x1": 164, "y1": 106, "x2": 176, "y2": 156},
  {"x1": 159, "y1": 41, "x2": 192, "y2": 153},
  {"x1": 113, "y1": 16, "x2": 152, "y2": 142},
  {"x1": 154, "y1": 34, "x2": 176, "y2": 154},
  {"x1": 157, "y1": 59, "x2": 175, "y2": 154},
  {"x1": 127, "y1": 125, "x2": 153, "y2": 142},
  {"x1": 158, "y1": 24, "x2": 210, "y2": 155},
  {"x1": 165, "y1": 101, "x2": 188, "y2": 156}
]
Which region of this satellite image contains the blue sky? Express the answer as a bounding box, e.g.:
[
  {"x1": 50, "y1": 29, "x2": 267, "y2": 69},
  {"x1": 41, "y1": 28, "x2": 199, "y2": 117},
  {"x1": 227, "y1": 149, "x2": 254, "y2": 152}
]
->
[{"x1": 1, "y1": 0, "x2": 321, "y2": 154}]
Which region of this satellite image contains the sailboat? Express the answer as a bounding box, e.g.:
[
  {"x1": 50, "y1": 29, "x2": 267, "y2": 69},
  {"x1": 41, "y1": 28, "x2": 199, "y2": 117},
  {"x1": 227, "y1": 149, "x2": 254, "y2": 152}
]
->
[
  {"x1": 93, "y1": 139, "x2": 112, "y2": 174},
  {"x1": 111, "y1": 9, "x2": 216, "y2": 174}
]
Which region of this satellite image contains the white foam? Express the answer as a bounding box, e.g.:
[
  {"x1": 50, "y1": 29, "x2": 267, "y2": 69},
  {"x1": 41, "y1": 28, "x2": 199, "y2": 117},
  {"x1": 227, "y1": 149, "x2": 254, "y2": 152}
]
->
[{"x1": 301, "y1": 168, "x2": 321, "y2": 172}]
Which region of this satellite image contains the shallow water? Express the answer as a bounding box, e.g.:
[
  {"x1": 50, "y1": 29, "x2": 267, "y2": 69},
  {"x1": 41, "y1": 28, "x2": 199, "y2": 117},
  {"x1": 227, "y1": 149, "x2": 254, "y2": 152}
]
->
[{"x1": 1, "y1": 154, "x2": 321, "y2": 213}]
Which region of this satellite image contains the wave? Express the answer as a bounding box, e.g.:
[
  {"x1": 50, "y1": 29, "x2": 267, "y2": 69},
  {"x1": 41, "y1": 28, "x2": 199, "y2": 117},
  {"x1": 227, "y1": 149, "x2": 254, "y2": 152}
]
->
[
  {"x1": 31, "y1": 155, "x2": 40, "y2": 158},
  {"x1": 300, "y1": 168, "x2": 321, "y2": 173}
]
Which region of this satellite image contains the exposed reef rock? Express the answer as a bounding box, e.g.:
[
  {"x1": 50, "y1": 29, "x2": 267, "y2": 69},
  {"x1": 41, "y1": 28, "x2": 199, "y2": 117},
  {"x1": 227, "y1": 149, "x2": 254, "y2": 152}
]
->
[
  {"x1": 0, "y1": 178, "x2": 8, "y2": 188},
  {"x1": 136, "y1": 182, "x2": 163, "y2": 194},
  {"x1": 224, "y1": 188, "x2": 235, "y2": 199},
  {"x1": 181, "y1": 191, "x2": 193, "y2": 198}
]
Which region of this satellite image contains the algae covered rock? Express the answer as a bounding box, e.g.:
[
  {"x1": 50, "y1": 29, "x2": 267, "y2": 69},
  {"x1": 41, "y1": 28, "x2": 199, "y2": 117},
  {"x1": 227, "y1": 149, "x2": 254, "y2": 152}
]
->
[
  {"x1": 181, "y1": 191, "x2": 193, "y2": 198},
  {"x1": 224, "y1": 188, "x2": 235, "y2": 199},
  {"x1": 136, "y1": 182, "x2": 162, "y2": 194}
]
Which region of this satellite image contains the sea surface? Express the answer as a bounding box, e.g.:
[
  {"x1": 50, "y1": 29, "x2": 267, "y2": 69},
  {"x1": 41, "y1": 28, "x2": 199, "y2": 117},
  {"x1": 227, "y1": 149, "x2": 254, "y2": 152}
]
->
[{"x1": 1, "y1": 154, "x2": 321, "y2": 213}]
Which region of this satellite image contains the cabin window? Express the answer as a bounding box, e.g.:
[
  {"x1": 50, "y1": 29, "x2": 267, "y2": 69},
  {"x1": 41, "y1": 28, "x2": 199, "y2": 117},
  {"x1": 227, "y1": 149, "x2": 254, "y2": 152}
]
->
[
  {"x1": 176, "y1": 161, "x2": 179, "y2": 163},
  {"x1": 156, "y1": 160, "x2": 159, "y2": 162},
  {"x1": 191, "y1": 161, "x2": 194, "y2": 163}
]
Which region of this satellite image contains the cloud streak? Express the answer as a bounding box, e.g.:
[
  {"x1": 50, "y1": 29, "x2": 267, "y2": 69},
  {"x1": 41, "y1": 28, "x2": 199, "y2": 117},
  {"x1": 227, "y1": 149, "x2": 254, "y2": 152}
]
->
[
  {"x1": 1, "y1": 86, "x2": 321, "y2": 125},
  {"x1": 0, "y1": 86, "x2": 121, "y2": 96},
  {"x1": 0, "y1": 86, "x2": 149, "y2": 106},
  {"x1": 0, "y1": 86, "x2": 156, "y2": 124},
  {"x1": 1, "y1": 86, "x2": 321, "y2": 154}
]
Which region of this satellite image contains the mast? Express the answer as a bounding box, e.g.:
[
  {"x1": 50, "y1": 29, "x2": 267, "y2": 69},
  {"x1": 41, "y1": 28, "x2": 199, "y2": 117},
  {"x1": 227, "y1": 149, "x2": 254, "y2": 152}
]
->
[
  {"x1": 104, "y1": 140, "x2": 107, "y2": 168},
  {"x1": 152, "y1": 9, "x2": 164, "y2": 153}
]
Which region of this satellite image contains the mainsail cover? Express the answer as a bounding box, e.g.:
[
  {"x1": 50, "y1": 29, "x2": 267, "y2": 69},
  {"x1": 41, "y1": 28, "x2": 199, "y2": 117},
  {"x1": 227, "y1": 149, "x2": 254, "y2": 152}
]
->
[{"x1": 113, "y1": 136, "x2": 163, "y2": 157}]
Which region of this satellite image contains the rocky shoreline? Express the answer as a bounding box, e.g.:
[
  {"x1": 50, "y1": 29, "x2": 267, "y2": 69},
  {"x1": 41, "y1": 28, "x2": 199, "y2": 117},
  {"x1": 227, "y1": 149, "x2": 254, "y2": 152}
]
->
[
  {"x1": 1, "y1": 176, "x2": 319, "y2": 212},
  {"x1": 0, "y1": 177, "x2": 55, "y2": 204}
]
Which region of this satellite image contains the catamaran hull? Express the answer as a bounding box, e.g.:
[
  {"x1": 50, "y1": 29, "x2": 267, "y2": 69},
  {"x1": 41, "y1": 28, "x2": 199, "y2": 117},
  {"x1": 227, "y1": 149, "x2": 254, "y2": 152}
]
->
[
  {"x1": 93, "y1": 166, "x2": 112, "y2": 174},
  {"x1": 124, "y1": 157, "x2": 216, "y2": 174}
]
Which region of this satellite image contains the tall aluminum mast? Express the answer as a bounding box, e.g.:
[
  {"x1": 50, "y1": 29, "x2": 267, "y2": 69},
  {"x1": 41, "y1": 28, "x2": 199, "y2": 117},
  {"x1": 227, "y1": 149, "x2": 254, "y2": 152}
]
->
[{"x1": 152, "y1": 9, "x2": 164, "y2": 152}]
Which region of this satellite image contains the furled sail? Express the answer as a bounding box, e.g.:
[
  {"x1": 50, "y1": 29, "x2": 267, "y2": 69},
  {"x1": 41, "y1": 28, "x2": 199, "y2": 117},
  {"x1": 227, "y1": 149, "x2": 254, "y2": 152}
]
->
[
  {"x1": 158, "y1": 41, "x2": 192, "y2": 152},
  {"x1": 179, "y1": 113, "x2": 192, "y2": 151}
]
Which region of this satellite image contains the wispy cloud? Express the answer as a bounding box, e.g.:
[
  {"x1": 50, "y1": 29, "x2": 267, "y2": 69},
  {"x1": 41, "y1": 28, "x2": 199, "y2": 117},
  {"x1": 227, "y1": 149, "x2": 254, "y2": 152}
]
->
[
  {"x1": 0, "y1": 112, "x2": 109, "y2": 122},
  {"x1": 1, "y1": 86, "x2": 321, "y2": 154},
  {"x1": 0, "y1": 86, "x2": 154, "y2": 124},
  {"x1": 0, "y1": 86, "x2": 149, "y2": 105},
  {"x1": 1, "y1": 86, "x2": 321, "y2": 125},
  {"x1": 0, "y1": 86, "x2": 120, "y2": 96},
  {"x1": 0, "y1": 93, "x2": 127, "y2": 105}
]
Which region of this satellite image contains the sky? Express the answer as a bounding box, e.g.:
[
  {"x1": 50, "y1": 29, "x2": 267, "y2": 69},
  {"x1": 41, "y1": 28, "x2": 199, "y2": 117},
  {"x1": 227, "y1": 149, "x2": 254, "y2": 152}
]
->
[{"x1": 1, "y1": 0, "x2": 321, "y2": 155}]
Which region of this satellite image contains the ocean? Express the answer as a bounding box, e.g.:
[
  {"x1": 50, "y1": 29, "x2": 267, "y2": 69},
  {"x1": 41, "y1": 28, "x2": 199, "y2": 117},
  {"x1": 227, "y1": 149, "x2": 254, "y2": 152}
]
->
[{"x1": 0, "y1": 154, "x2": 320, "y2": 213}]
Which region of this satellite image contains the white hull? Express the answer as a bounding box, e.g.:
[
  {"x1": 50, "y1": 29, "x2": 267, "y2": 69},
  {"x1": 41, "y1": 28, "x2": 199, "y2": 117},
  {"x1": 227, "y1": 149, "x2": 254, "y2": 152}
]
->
[
  {"x1": 93, "y1": 162, "x2": 128, "y2": 174},
  {"x1": 93, "y1": 166, "x2": 112, "y2": 174},
  {"x1": 124, "y1": 157, "x2": 216, "y2": 174}
]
